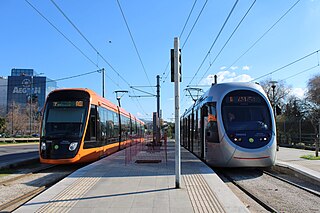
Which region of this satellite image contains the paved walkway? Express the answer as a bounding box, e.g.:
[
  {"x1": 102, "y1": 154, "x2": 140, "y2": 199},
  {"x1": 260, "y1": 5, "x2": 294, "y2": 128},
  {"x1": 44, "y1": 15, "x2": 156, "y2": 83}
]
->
[
  {"x1": 276, "y1": 147, "x2": 320, "y2": 183},
  {"x1": 15, "y1": 141, "x2": 249, "y2": 213}
]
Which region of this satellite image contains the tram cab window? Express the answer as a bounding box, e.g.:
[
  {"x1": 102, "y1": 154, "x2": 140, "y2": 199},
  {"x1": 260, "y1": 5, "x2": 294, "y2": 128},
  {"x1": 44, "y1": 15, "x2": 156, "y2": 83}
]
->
[{"x1": 203, "y1": 103, "x2": 219, "y2": 143}]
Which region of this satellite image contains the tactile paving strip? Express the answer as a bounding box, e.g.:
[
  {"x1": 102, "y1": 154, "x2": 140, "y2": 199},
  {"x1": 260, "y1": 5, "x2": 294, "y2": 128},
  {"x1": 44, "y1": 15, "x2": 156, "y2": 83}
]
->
[
  {"x1": 184, "y1": 174, "x2": 226, "y2": 213},
  {"x1": 35, "y1": 177, "x2": 100, "y2": 213}
]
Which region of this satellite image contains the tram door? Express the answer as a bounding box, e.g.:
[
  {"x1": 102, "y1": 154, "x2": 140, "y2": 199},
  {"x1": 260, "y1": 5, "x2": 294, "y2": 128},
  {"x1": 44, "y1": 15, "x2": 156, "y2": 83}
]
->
[
  {"x1": 89, "y1": 105, "x2": 97, "y2": 141},
  {"x1": 201, "y1": 103, "x2": 218, "y2": 160},
  {"x1": 201, "y1": 105, "x2": 208, "y2": 159}
]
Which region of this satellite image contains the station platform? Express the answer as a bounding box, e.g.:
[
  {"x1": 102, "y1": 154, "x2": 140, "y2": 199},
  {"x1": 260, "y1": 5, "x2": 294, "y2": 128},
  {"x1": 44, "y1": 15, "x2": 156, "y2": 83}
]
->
[
  {"x1": 15, "y1": 140, "x2": 249, "y2": 213},
  {"x1": 275, "y1": 147, "x2": 320, "y2": 184}
]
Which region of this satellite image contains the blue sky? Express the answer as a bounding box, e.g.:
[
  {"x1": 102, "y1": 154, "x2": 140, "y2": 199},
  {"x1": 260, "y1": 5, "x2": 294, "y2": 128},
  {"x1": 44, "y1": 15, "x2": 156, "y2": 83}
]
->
[{"x1": 1, "y1": 0, "x2": 319, "y2": 121}]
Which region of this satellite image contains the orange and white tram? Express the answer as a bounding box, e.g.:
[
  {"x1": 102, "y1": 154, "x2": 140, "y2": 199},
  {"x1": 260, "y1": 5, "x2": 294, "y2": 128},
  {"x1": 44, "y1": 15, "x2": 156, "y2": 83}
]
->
[{"x1": 39, "y1": 88, "x2": 144, "y2": 164}]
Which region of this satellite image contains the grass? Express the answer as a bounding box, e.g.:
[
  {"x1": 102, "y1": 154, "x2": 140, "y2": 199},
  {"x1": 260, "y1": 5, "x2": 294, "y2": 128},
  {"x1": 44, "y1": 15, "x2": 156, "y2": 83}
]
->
[{"x1": 300, "y1": 154, "x2": 320, "y2": 160}]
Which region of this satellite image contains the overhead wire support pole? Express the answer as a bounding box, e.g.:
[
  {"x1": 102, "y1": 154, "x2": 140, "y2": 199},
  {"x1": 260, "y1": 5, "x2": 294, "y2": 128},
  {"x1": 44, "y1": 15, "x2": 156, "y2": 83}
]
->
[
  {"x1": 173, "y1": 37, "x2": 181, "y2": 188},
  {"x1": 102, "y1": 68, "x2": 105, "y2": 98}
]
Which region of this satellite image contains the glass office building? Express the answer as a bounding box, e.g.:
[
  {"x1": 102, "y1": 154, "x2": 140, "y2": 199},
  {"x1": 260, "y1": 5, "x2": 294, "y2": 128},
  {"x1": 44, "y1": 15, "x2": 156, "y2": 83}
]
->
[
  {"x1": 0, "y1": 77, "x2": 8, "y2": 116},
  {"x1": 6, "y1": 69, "x2": 57, "y2": 113}
]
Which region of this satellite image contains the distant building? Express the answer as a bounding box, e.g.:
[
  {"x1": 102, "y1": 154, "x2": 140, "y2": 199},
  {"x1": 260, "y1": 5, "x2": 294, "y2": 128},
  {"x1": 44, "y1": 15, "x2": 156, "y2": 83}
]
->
[
  {"x1": 0, "y1": 77, "x2": 8, "y2": 116},
  {"x1": 6, "y1": 68, "x2": 57, "y2": 114}
]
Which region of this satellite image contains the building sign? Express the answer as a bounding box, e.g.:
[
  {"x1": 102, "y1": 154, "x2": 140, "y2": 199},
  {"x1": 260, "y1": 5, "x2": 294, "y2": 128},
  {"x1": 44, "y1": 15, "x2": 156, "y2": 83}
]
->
[{"x1": 12, "y1": 78, "x2": 41, "y2": 94}]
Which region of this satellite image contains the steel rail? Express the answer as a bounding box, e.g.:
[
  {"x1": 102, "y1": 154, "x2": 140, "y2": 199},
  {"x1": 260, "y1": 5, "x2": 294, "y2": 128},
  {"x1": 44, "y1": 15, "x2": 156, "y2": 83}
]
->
[
  {"x1": 263, "y1": 170, "x2": 320, "y2": 197},
  {"x1": 220, "y1": 171, "x2": 279, "y2": 213}
]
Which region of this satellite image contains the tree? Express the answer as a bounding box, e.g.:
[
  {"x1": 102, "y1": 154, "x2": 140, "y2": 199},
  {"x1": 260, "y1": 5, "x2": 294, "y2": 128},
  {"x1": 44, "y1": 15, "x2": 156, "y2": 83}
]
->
[
  {"x1": 259, "y1": 78, "x2": 292, "y2": 114},
  {"x1": 283, "y1": 96, "x2": 306, "y2": 120},
  {"x1": 306, "y1": 74, "x2": 320, "y2": 156},
  {"x1": 5, "y1": 102, "x2": 29, "y2": 135},
  {"x1": 0, "y1": 117, "x2": 6, "y2": 134},
  {"x1": 307, "y1": 74, "x2": 320, "y2": 105}
]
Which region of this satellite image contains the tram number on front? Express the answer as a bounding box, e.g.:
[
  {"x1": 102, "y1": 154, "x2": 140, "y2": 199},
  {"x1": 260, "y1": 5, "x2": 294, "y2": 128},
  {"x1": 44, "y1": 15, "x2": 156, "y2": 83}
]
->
[{"x1": 228, "y1": 96, "x2": 260, "y2": 103}]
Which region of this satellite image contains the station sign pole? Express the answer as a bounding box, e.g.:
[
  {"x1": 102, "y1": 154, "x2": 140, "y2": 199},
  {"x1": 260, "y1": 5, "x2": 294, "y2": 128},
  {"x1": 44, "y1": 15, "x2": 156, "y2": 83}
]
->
[{"x1": 173, "y1": 37, "x2": 181, "y2": 188}]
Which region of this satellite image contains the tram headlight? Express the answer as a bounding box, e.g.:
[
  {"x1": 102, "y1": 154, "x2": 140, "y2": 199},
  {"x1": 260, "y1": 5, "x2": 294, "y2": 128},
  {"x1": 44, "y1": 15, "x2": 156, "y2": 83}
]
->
[
  {"x1": 69, "y1": 142, "x2": 78, "y2": 151},
  {"x1": 41, "y1": 142, "x2": 46, "y2": 151}
]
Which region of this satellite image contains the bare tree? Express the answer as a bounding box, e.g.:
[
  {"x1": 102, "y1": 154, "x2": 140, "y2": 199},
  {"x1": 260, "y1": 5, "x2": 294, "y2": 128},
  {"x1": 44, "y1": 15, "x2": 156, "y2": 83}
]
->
[
  {"x1": 306, "y1": 74, "x2": 320, "y2": 156},
  {"x1": 259, "y1": 78, "x2": 292, "y2": 114},
  {"x1": 6, "y1": 102, "x2": 29, "y2": 136}
]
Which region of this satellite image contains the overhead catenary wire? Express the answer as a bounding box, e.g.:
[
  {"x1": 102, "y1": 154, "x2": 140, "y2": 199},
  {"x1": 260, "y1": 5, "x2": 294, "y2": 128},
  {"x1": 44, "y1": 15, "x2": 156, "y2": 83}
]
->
[
  {"x1": 115, "y1": 0, "x2": 156, "y2": 117},
  {"x1": 179, "y1": 0, "x2": 198, "y2": 39},
  {"x1": 1, "y1": 69, "x2": 104, "y2": 88},
  {"x1": 161, "y1": 0, "x2": 207, "y2": 84},
  {"x1": 252, "y1": 49, "x2": 320, "y2": 82},
  {"x1": 188, "y1": 0, "x2": 240, "y2": 86},
  {"x1": 181, "y1": 0, "x2": 208, "y2": 49},
  {"x1": 52, "y1": 0, "x2": 148, "y2": 116},
  {"x1": 197, "y1": 0, "x2": 257, "y2": 85},
  {"x1": 225, "y1": 0, "x2": 301, "y2": 71},
  {"x1": 281, "y1": 64, "x2": 319, "y2": 81},
  {"x1": 116, "y1": 0, "x2": 153, "y2": 91},
  {"x1": 25, "y1": 0, "x2": 99, "y2": 69},
  {"x1": 26, "y1": 0, "x2": 123, "y2": 89},
  {"x1": 25, "y1": 0, "x2": 148, "y2": 117},
  {"x1": 180, "y1": 0, "x2": 240, "y2": 109},
  {"x1": 49, "y1": 0, "x2": 131, "y2": 88}
]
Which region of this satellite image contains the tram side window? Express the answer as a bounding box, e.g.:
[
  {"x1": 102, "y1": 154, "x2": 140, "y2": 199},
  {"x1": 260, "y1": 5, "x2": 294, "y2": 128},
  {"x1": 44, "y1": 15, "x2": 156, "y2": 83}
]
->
[
  {"x1": 121, "y1": 115, "x2": 129, "y2": 141},
  {"x1": 107, "y1": 110, "x2": 117, "y2": 144},
  {"x1": 96, "y1": 107, "x2": 101, "y2": 143},
  {"x1": 113, "y1": 112, "x2": 119, "y2": 140},
  {"x1": 99, "y1": 107, "x2": 107, "y2": 146},
  {"x1": 205, "y1": 103, "x2": 219, "y2": 143}
]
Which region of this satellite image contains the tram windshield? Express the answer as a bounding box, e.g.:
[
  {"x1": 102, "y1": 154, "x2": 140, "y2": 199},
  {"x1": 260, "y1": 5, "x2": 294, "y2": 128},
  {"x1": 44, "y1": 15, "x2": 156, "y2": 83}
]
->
[
  {"x1": 42, "y1": 100, "x2": 88, "y2": 138},
  {"x1": 222, "y1": 90, "x2": 272, "y2": 132}
]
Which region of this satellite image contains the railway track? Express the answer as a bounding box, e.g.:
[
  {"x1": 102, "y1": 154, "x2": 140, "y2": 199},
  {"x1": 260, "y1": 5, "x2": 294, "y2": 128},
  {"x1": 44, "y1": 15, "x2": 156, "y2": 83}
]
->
[
  {"x1": 0, "y1": 163, "x2": 83, "y2": 212},
  {"x1": 220, "y1": 170, "x2": 278, "y2": 212},
  {"x1": 217, "y1": 168, "x2": 320, "y2": 213},
  {"x1": 0, "y1": 164, "x2": 57, "y2": 186},
  {"x1": 262, "y1": 170, "x2": 320, "y2": 198}
]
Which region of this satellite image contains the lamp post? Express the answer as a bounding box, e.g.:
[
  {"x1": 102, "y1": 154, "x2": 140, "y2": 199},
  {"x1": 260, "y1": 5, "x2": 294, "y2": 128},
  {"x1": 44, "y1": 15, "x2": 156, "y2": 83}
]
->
[
  {"x1": 114, "y1": 90, "x2": 128, "y2": 150},
  {"x1": 114, "y1": 90, "x2": 128, "y2": 107},
  {"x1": 270, "y1": 80, "x2": 278, "y2": 150},
  {"x1": 30, "y1": 73, "x2": 44, "y2": 135},
  {"x1": 269, "y1": 80, "x2": 278, "y2": 118}
]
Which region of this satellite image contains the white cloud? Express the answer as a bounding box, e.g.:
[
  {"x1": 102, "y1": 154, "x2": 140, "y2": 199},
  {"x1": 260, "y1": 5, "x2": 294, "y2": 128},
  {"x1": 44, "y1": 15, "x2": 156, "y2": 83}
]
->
[
  {"x1": 201, "y1": 71, "x2": 253, "y2": 85},
  {"x1": 220, "y1": 66, "x2": 227, "y2": 70},
  {"x1": 242, "y1": 65, "x2": 250, "y2": 71},
  {"x1": 230, "y1": 66, "x2": 238, "y2": 70},
  {"x1": 290, "y1": 87, "x2": 306, "y2": 99}
]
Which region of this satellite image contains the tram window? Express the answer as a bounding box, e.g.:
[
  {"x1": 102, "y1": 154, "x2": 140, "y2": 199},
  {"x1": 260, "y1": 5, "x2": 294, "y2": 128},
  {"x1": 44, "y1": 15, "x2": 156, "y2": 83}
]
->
[
  {"x1": 90, "y1": 106, "x2": 97, "y2": 140},
  {"x1": 113, "y1": 112, "x2": 119, "y2": 139},
  {"x1": 205, "y1": 103, "x2": 219, "y2": 143},
  {"x1": 106, "y1": 110, "x2": 117, "y2": 144},
  {"x1": 99, "y1": 107, "x2": 107, "y2": 145},
  {"x1": 84, "y1": 105, "x2": 98, "y2": 148},
  {"x1": 223, "y1": 106, "x2": 270, "y2": 131}
]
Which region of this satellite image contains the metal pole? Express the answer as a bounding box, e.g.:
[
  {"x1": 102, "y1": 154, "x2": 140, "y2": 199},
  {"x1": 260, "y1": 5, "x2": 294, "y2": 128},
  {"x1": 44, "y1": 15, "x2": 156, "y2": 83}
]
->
[
  {"x1": 11, "y1": 102, "x2": 13, "y2": 135},
  {"x1": 174, "y1": 37, "x2": 181, "y2": 188},
  {"x1": 316, "y1": 120, "x2": 319, "y2": 157},
  {"x1": 102, "y1": 68, "x2": 105, "y2": 98},
  {"x1": 157, "y1": 75, "x2": 160, "y2": 144},
  {"x1": 30, "y1": 76, "x2": 33, "y2": 135},
  {"x1": 299, "y1": 118, "x2": 302, "y2": 143}
]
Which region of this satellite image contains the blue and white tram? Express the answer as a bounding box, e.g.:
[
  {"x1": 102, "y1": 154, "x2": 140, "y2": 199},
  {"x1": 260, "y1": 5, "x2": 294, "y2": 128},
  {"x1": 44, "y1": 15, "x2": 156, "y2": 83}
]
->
[{"x1": 181, "y1": 82, "x2": 276, "y2": 167}]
